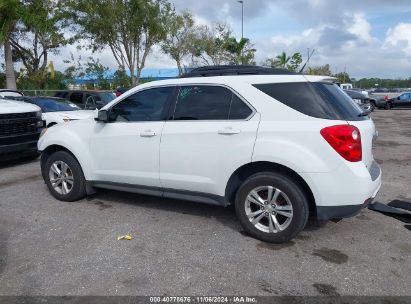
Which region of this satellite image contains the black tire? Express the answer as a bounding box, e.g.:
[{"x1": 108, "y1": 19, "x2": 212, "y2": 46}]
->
[
  {"x1": 369, "y1": 102, "x2": 375, "y2": 112},
  {"x1": 43, "y1": 151, "x2": 86, "y2": 202},
  {"x1": 235, "y1": 172, "x2": 309, "y2": 243},
  {"x1": 384, "y1": 102, "x2": 391, "y2": 110}
]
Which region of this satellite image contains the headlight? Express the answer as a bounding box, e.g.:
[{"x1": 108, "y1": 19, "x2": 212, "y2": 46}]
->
[
  {"x1": 352, "y1": 98, "x2": 362, "y2": 104},
  {"x1": 40, "y1": 128, "x2": 48, "y2": 138}
]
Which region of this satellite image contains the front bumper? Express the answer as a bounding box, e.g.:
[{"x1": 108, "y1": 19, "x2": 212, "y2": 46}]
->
[
  {"x1": 0, "y1": 132, "x2": 41, "y2": 161},
  {"x1": 300, "y1": 160, "x2": 382, "y2": 220}
]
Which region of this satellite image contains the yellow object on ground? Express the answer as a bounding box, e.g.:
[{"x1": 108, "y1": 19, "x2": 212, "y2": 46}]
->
[{"x1": 117, "y1": 235, "x2": 132, "y2": 240}]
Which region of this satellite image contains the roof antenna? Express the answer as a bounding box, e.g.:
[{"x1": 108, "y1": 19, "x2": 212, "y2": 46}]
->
[{"x1": 299, "y1": 49, "x2": 315, "y2": 73}]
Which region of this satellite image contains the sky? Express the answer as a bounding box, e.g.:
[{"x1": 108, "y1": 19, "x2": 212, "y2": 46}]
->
[{"x1": 10, "y1": 0, "x2": 411, "y2": 79}]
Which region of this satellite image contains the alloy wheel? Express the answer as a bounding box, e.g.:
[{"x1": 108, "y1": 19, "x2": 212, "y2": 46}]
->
[
  {"x1": 245, "y1": 185, "x2": 293, "y2": 233},
  {"x1": 49, "y1": 160, "x2": 74, "y2": 195}
]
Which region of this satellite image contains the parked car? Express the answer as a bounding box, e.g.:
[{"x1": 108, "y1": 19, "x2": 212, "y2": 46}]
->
[
  {"x1": 115, "y1": 87, "x2": 128, "y2": 97},
  {"x1": 11, "y1": 96, "x2": 95, "y2": 127},
  {"x1": 54, "y1": 90, "x2": 115, "y2": 110},
  {"x1": 38, "y1": 65, "x2": 381, "y2": 243},
  {"x1": 0, "y1": 89, "x2": 24, "y2": 98},
  {"x1": 0, "y1": 97, "x2": 44, "y2": 161},
  {"x1": 388, "y1": 92, "x2": 411, "y2": 108},
  {"x1": 343, "y1": 89, "x2": 373, "y2": 112},
  {"x1": 369, "y1": 93, "x2": 391, "y2": 110}
]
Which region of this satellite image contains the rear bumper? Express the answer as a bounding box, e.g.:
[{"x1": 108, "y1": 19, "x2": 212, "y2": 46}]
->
[
  {"x1": 300, "y1": 160, "x2": 382, "y2": 220},
  {"x1": 316, "y1": 198, "x2": 373, "y2": 220}
]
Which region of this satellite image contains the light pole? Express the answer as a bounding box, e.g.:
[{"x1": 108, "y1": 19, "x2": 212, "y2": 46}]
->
[{"x1": 238, "y1": 1, "x2": 244, "y2": 40}]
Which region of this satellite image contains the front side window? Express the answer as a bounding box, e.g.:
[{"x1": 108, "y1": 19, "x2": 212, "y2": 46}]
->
[
  {"x1": 69, "y1": 92, "x2": 83, "y2": 104},
  {"x1": 110, "y1": 87, "x2": 173, "y2": 122},
  {"x1": 174, "y1": 85, "x2": 252, "y2": 120}
]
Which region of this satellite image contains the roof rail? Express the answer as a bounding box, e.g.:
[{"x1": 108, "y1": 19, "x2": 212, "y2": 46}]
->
[{"x1": 181, "y1": 65, "x2": 297, "y2": 78}]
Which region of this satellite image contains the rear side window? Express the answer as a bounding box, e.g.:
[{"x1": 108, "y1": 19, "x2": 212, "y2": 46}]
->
[
  {"x1": 229, "y1": 95, "x2": 253, "y2": 119},
  {"x1": 173, "y1": 85, "x2": 253, "y2": 120},
  {"x1": 174, "y1": 86, "x2": 232, "y2": 120},
  {"x1": 253, "y1": 82, "x2": 367, "y2": 121}
]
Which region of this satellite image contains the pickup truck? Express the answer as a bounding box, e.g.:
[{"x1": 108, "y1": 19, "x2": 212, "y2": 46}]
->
[{"x1": 0, "y1": 97, "x2": 44, "y2": 161}]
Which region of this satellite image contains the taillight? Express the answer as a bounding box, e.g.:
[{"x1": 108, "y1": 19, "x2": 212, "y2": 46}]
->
[
  {"x1": 320, "y1": 125, "x2": 362, "y2": 162},
  {"x1": 384, "y1": 95, "x2": 388, "y2": 101}
]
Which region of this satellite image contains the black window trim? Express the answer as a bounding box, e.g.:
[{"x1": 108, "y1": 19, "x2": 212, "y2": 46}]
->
[
  {"x1": 106, "y1": 85, "x2": 178, "y2": 123},
  {"x1": 170, "y1": 83, "x2": 256, "y2": 122}
]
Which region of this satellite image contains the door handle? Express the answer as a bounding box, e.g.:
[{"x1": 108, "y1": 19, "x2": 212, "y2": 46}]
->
[
  {"x1": 140, "y1": 130, "x2": 156, "y2": 137},
  {"x1": 218, "y1": 127, "x2": 241, "y2": 135}
]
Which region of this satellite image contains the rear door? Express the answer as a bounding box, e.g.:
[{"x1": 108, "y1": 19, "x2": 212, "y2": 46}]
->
[{"x1": 159, "y1": 85, "x2": 259, "y2": 196}]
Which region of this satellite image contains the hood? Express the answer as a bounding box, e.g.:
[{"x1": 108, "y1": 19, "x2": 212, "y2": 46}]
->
[
  {"x1": 51, "y1": 110, "x2": 95, "y2": 120},
  {"x1": 0, "y1": 98, "x2": 41, "y2": 114}
]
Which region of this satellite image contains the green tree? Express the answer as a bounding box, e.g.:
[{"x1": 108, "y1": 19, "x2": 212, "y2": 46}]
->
[
  {"x1": 307, "y1": 64, "x2": 332, "y2": 76},
  {"x1": 275, "y1": 51, "x2": 291, "y2": 69},
  {"x1": 334, "y1": 72, "x2": 351, "y2": 83},
  {"x1": 162, "y1": 11, "x2": 194, "y2": 76},
  {"x1": 3, "y1": 0, "x2": 75, "y2": 88},
  {"x1": 225, "y1": 37, "x2": 256, "y2": 65},
  {"x1": 287, "y1": 52, "x2": 302, "y2": 72},
  {"x1": 72, "y1": 0, "x2": 172, "y2": 86},
  {"x1": 187, "y1": 22, "x2": 232, "y2": 66},
  {"x1": 0, "y1": 0, "x2": 19, "y2": 89},
  {"x1": 265, "y1": 51, "x2": 302, "y2": 71},
  {"x1": 112, "y1": 67, "x2": 131, "y2": 88}
]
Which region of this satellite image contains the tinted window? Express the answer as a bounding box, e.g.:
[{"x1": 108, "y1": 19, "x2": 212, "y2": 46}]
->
[
  {"x1": 229, "y1": 95, "x2": 253, "y2": 119},
  {"x1": 110, "y1": 87, "x2": 173, "y2": 122},
  {"x1": 55, "y1": 91, "x2": 68, "y2": 98},
  {"x1": 253, "y1": 82, "x2": 367, "y2": 121},
  {"x1": 69, "y1": 92, "x2": 83, "y2": 104},
  {"x1": 98, "y1": 92, "x2": 115, "y2": 103},
  {"x1": 33, "y1": 98, "x2": 80, "y2": 112},
  {"x1": 174, "y1": 86, "x2": 232, "y2": 120}
]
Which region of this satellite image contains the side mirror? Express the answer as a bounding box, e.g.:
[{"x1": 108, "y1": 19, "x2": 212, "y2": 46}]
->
[
  {"x1": 95, "y1": 109, "x2": 109, "y2": 122},
  {"x1": 95, "y1": 100, "x2": 104, "y2": 109}
]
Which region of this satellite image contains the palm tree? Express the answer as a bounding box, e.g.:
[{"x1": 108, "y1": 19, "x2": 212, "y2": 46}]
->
[
  {"x1": 225, "y1": 37, "x2": 256, "y2": 65},
  {"x1": 275, "y1": 51, "x2": 291, "y2": 69},
  {"x1": 0, "y1": 0, "x2": 19, "y2": 90}
]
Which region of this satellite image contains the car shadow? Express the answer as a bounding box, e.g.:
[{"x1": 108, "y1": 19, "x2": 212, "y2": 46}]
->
[
  {"x1": 87, "y1": 188, "x2": 242, "y2": 232},
  {"x1": 0, "y1": 157, "x2": 39, "y2": 170}
]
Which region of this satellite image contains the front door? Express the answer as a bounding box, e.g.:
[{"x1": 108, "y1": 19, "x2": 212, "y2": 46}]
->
[{"x1": 90, "y1": 86, "x2": 175, "y2": 188}]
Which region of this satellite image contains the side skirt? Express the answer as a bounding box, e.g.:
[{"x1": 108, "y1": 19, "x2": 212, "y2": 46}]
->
[{"x1": 87, "y1": 181, "x2": 229, "y2": 207}]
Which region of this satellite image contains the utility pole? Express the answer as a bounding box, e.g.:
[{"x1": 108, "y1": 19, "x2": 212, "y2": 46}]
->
[{"x1": 238, "y1": 1, "x2": 244, "y2": 40}]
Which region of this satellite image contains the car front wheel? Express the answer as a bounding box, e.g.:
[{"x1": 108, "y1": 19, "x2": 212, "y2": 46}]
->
[
  {"x1": 235, "y1": 172, "x2": 309, "y2": 243},
  {"x1": 44, "y1": 151, "x2": 86, "y2": 201}
]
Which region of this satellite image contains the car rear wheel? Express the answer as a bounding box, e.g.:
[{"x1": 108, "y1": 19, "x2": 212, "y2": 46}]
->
[
  {"x1": 235, "y1": 172, "x2": 309, "y2": 243},
  {"x1": 44, "y1": 151, "x2": 86, "y2": 201}
]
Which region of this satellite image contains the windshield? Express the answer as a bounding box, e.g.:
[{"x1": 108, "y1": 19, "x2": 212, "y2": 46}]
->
[
  {"x1": 99, "y1": 92, "x2": 115, "y2": 103},
  {"x1": 33, "y1": 98, "x2": 81, "y2": 112}
]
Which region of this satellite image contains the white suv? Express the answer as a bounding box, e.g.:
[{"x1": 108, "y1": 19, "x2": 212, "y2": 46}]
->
[{"x1": 38, "y1": 66, "x2": 381, "y2": 243}]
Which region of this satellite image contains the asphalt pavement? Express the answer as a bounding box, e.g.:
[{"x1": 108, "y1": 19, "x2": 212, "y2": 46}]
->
[{"x1": 0, "y1": 109, "x2": 410, "y2": 296}]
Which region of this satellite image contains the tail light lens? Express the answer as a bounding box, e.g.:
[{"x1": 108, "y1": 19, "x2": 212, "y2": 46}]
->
[
  {"x1": 320, "y1": 125, "x2": 362, "y2": 162},
  {"x1": 384, "y1": 95, "x2": 388, "y2": 101}
]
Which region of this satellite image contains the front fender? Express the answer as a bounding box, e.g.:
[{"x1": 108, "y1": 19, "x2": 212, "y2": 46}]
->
[{"x1": 38, "y1": 121, "x2": 93, "y2": 180}]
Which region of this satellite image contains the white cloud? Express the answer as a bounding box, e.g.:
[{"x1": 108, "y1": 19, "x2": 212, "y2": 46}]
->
[{"x1": 384, "y1": 23, "x2": 411, "y2": 55}]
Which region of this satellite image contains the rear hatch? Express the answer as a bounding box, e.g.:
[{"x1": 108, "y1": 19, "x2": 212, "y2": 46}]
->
[
  {"x1": 311, "y1": 82, "x2": 375, "y2": 169},
  {"x1": 253, "y1": 80, "x2": 375, "y2": 168}
]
